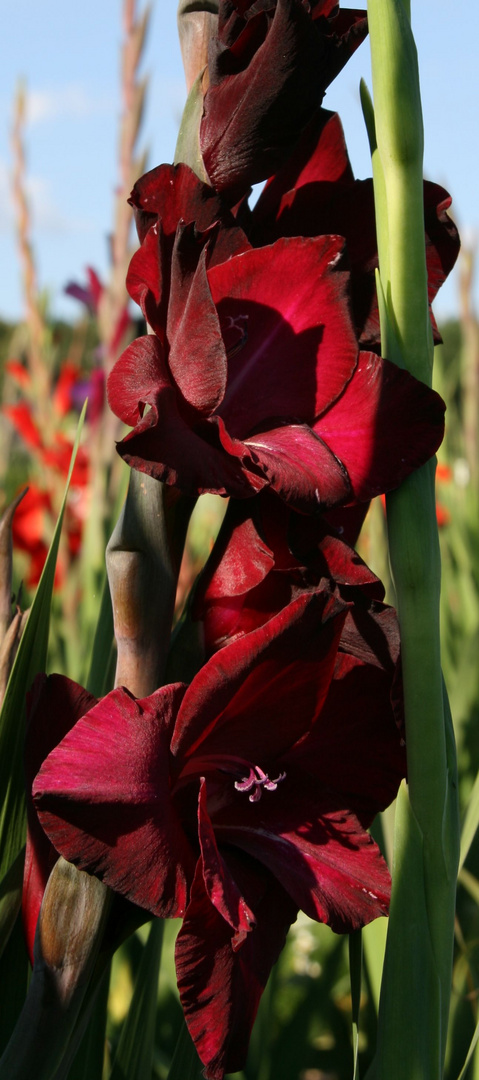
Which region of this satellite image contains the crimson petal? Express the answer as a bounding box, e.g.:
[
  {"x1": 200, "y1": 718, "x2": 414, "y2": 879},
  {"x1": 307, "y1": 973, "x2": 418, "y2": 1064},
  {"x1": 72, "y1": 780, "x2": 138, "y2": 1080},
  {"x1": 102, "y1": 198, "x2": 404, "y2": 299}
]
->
[
  {"x1": 175, "y1": 856, "x2": 297, "y2": 1079},
  {"x1": 172, "y1": 589, "x2": 347, "y2": 766},
  {"x1": 23, "y1": 674, "x2": 97, "y2": 963},
  {"x1": 216, "y1": 774, "x2": 391, "y2": 933},
  {"x1": 315, "y1": 352, "x2": 445, "y2": 501},
  {"x1": 201, "y1": 0, "x2": 367, "y2": 199},
  {"x1": 167, "y1": 243, "x2": 228, "y2": 416},
  {"x1": 129, "y1": 161, "x2": 250, "y2": 255},
  {"x1": 289, "y1": 653, "x2": 406, "y2": 817},
  {"x1": 108, "y1": 339, "x2": 257, "y2": 496},
  {"x1": 242, "y1": 423, "x2": 351, "y2": 512},
  {"x1": 198, "y1": 779, "x2": 255, "y2": 944},
  {"x1": 33, "y1": 684, "x2": 196, "y2": 918},
  {"x1": 250, "y1": 110, "x2": 459, "y2": 348},
  {"x1": 208, "y1": 235, "x2": 358, "y2": 433},
  {"x1": 107, "y1": 334, "x2": 167, "y2": 427}
]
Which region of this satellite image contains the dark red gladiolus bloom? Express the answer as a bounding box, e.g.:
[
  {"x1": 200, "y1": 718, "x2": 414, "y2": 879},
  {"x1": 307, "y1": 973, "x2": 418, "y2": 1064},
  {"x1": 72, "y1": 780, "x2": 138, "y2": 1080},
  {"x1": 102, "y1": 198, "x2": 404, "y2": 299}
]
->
[
  {"x1": 200, "y1": 0, "x2": 368, "y2": 199},
  {"x1": 108, "y1": 164, "x2": 445, "y2": 513},
  {"x1": 243, "y1": 108, "x2": 460, "y2": 349},
  {"x1": 192, "y1": 491, "x2": 391, "y2": 656},
  {"x1": 32, "y1": 586, "x2": 405, "y2": 1078}
]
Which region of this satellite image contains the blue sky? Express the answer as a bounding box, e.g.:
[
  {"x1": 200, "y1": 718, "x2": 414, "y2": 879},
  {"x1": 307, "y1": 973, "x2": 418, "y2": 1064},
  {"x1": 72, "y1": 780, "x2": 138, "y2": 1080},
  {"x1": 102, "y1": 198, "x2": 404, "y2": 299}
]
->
[{"x1": 0, "y1": 1, "x2": 476, "y2": 324}]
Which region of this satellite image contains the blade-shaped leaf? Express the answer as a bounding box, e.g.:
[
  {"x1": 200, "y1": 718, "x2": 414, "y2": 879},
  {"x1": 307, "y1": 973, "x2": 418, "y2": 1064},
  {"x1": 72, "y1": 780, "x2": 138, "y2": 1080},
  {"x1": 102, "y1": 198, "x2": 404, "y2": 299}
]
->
[
  {"x1": 167, "y1": 1020, "x2": 203, "y2": 1080},
  {"x1": 459, "y1": 770, "x2": 479, "y2": 872},
  {"x1": 362, "y1": 916, "x2": 387, "y2": 1018},
  {"x1": 61, "y1": 964, "x2": 111, "y2": 1080},
  {"x1": 109, "y1": 920, "x2": 164, "y2": 1080},
  {"x1": 0, "y1": 913, "x2": 30, "y2": 1056},
  {"x1": 456, "y1": 1019, "x2": 479, "y2": 1080},
  {"x1": 85, "y1": 576, "x2": 116, "y2": 699},
  {"x1": 367, "y1": 783, "x2": 442, "y2": 1080},
  {"x1": 349, "y1": 929, "x2": 362, "y2": 1080}
]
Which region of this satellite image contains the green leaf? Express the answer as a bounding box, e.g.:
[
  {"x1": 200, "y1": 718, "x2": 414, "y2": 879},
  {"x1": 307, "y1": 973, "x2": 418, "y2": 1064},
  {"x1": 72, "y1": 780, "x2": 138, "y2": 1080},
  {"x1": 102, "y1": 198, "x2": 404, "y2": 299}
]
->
[
  {"x1": 64, "y1": 964, "x2": 111, "y2": 1080},
  {"x1": 85, "y1": 576, "x2": 116, "y2": 699},
  {"x1": 166, "y1": 1021, "x2": 203, "y2": 1080},
  {"x1": 373, "y1": 269, "x2": 404, "y2": 370},
  {"x1": 456, "y1": 1019, "x2": 479, "y2": 1080},
  {"x1": 371, "y1": 783, "x2": 443, "y2": 1080},
  {"x1": 349, "y1": 930, "x2": 362, "y2": 1080},
  {"x1": 459, "y1": 769, "x2": 479, "y2": 872},
  {"x1": 0, "y1": 847, "x2": 24, "y2": 962},
  {"x1": 362, "y1": 917, "x2": 387, "y2": 1018},
  {"x1": 458, "y1": 867, "x2": 479, "y2": 906},
  {"x1": 109, "y1": 920, "x2": 164, "y2": 1080},
  {"x1": 0, "y1": 402, "x2": 87, "y2": 1027},
  {"x1": 0, "y1": 913, "x2": 30, "y2": 1056}
]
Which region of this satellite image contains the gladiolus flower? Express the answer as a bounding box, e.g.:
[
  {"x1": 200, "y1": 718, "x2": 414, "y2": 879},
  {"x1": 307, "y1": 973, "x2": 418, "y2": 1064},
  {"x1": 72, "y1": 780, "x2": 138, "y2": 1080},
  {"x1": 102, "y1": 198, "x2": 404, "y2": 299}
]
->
[
  {"x1": 10, "y1": 485, "x2": 55, "y2": 589},
  {"x1": 31, "y1": 581, "x2": 405, "y2": 1078},
  {"x1": 200, "y1": 0, "x2": 368, "y2": 199},
  {"x1": 245, "y1": 108, "x2": 460, "y2": 349},
  {"x1": 108, "y1": 163, "x2": 445, "y2": 513},
  {"x1": 192, "y1": 490, "x2": 392, "y2": 655}
]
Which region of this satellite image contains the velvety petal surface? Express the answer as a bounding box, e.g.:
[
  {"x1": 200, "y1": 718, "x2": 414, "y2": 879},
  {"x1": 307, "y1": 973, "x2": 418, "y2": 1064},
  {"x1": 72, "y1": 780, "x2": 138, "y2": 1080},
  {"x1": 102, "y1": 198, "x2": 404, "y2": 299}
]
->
[
  {"x1": 172, "y1": 590, "x2": 347, "y2": 767},
  {"x1": 201, "y1": 0, "x2": 367, "y2": 198},
  {"x1": 129, "y1": 161, "x2": 250, "y2": 253},
  {"x1": 107, "y1": 338, "x2": 261, "y2": 496},
  {"x1": 175, "y1": 855, "x2": 297, "y2": 1080},
  {"x1": 242, "y1": 424, "x2": 351, "y2": 512},
  {"x1": 167, "y1": 243, "x2": 228, "y2": 415},
  {"x1": 197, "y1": 779, "x2": 255, "y2": 944},
  {"x1": 193, "y1": 495, "x2": 384, "y2": 652},
  {"x1": 250, "y1": 110, "x2": 459, "y2": 346},
  {"x1": 215, "y1": 772, "x2": 391, "y2": 932},
  {"x1": 201, "y1": 0, "x2": 329, "y2": 196},
  {"x1": 315, "y1": 352, "x2": 446, "y2": 501},
  {"x1": 23, "y1": 674, "x2": 97, "y2": 963},
  {"x1": 33, "y1": 684, "x2": 196, "y2": 918},
  {"x1": 288, "y1": 653, "x2": 406, "y2": 817},
  {"x1": 208, "y1": 235, "x2": 358, "y2": 434}
]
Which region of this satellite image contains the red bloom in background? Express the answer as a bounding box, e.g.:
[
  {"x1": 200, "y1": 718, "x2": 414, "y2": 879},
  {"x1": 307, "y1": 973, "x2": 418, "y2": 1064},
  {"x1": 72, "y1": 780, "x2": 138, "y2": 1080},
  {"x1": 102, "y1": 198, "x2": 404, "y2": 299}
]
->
[
  {"x1": 4, "y1": 361, "x2": 90, "y2": 584},
  {"x1": 31, "y1": 581, "x2": 405, "y2": 1078},
  {"x1": 65, "y1": 264, "x2": 131, "y2": 395},
  {"x1": 108, "y1": 164, "x2": 445, "y2": 514},
  {"x1": 201, "y1": 0, "x2": 367, "y2": 199},
  {"x1": 435, "y1": 462, "x2": 452, "y2": 527},
  {"x1": 10, "y1": 485, "x2": 55, "y2": 589},
  {"x1": 65, "y1": 266, "x2": 103, "y2": 316}
]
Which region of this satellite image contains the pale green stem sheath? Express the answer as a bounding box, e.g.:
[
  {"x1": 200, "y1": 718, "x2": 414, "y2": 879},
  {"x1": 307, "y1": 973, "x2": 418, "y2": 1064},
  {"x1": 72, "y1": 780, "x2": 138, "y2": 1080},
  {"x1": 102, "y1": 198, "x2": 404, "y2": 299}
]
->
[
  {"x1": 364, "y1": 0, "x2": 459, "y2": 1076},
  {"x1": 106, "y1": 471, "x2": 193, "y2": 696},
  {"x1": 174, "y1": 71, "x2": 210, "y2": 183},
  {"x1": 177, "y1": 0, "x2": 219, "y2": 94}
]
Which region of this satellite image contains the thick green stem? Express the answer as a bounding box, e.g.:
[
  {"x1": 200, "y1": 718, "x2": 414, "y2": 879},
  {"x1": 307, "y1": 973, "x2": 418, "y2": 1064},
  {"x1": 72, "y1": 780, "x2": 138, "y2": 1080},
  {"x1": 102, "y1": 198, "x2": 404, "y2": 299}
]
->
[{"x1": 364, "y1": 0, "x2": 460, "y2": 1075}]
